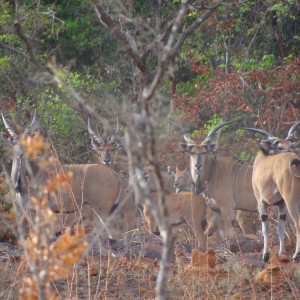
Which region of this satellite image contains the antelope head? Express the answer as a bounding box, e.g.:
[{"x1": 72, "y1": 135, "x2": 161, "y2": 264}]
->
[
  {"x1": 88, "y1": 118, "x2": 122, "y2": 165},
  {"x1": 178, "y1": 120, "x2": 232, "y2": 193},
  {"x1": 244, "y1": 120, "x2": 300, "y2": 155},
  {"x1": 173, "y1": 167, "x2": 192, "y2": 193},
  {"x1": 1, "y1": 110, "x2": 39, "y2": 205},
  {"x1": 178, "y1": 120, "x2": 232, "y2": 173}
]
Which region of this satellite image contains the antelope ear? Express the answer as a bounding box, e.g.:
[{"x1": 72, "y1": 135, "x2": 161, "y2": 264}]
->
[
  {"x1": 1, "y1": 132, "x2": 13, "y2": 145},
  {"x1": 290, "y1": 141, "x2": 300, "y2": 152},
  {"x1": 178, "y1": 142, "x2": 194, "y2": 153},
  {"x1": 260, "y1": 140, "x2": 274, "y2": 155},
  {"x1": 178, "y1": 142, "x2": 187, "y2": 153},
  {"x1": 205, "y1": 143, "x2": 218, "y2": 153}
]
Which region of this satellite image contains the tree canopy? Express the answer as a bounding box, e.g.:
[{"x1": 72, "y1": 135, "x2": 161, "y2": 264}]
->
[{"x1": 1, "y1": 0, "x2": 300, "y2": 164}]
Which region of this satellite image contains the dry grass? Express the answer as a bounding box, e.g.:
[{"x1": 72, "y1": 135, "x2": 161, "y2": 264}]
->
[{"x1": 1, "y1": 223, "x2": 300, "y2": 300}]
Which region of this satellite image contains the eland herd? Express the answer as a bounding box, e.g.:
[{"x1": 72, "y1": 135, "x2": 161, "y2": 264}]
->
[{"x1": 2, "y1": 110, "x2": 300, "y2": 263}]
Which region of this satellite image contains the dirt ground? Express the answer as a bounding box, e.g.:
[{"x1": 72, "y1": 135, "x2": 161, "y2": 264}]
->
[{"x1": 0, "y1": 222, "x2": 300, "y2": 300}]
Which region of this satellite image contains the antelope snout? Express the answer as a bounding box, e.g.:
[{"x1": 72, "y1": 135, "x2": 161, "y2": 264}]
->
[
  {"x1": 194, "y1": 164, "x2": 202, "y2": 172},
  {"x1": 103, "y1": 159, "x2": 111, "y2": 165},
  {"x1": 174, "y1": 183, "x2": 180, "y2": 193}
]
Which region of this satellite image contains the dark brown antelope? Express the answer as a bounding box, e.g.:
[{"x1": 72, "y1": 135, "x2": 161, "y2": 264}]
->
[
  {"x1": 244, "y1": 121, "x2": 300, "y2": 262},
  {"x1": 2, "y1": 110, "x2": 137, "y2": 238},
  {"x1": 178, "y1": 121, "x2": 258, "y2": 240}
]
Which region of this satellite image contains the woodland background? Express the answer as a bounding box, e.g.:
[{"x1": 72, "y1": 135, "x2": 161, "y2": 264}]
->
[
  {"x1": 1, "y1": 1, "x2": 300, "y2": 299},
  {"x1": 1, "y1": 0, "x2": 300, "y2": 166}
]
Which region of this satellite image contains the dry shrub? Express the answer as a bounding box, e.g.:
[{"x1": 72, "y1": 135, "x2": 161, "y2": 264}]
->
[
  {"x1": 20, "y1": 277, "x2": 58, "y2": 300},
  {"x1": 17, "y1": 134, "x2": 88, "y2": 299},
  {"x1": 130, "y1": 257, "x2": 159, "y2": 271},
  {"x1": 48, "y1": 226, "x2": 88, "y2": 280}
]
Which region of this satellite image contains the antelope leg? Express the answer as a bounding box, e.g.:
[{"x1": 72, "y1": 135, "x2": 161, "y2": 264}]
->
[
  {"x1": 260, "y1": 202, "x2": 270, "y2": 262},
  {"x1": 277, "y1": 200, "x2": 287, "y2": 255}
]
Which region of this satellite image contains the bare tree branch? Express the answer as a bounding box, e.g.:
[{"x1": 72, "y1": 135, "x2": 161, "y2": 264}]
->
[
  {"x1": 92, "y1": 0, "x2": 147, "y2": 74},
  {"x1": 0, "y1": 41, "x2": 30, "y2": 60},
  {"x1": 141, "y1": 3, "x2": 190, "y2": 103},
  {"x1": 3, "y1": 19, "x2": 89, "y2": 119},
  {"x1": 170, "y1": 2, "x2": 222, "y2": 58},
  {"x1": 138, "y1": 4, "x2": 191, "y2": 299},
  {"x1": 13, "y1": 20, "x2": 42, "y2": 70}
]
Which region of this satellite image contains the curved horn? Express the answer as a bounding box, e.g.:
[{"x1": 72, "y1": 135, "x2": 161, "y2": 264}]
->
[
  {"x1": 244, "y1": 127, "x2": 283, "y2": 145},
  {"x1": 201, "y1": 120, "x2": 233, "y2": 146},
  {"x1": 88, "y1": 118, "x2": 104, "y2": 144},
  {"x1": 24, "y1": 109, "x2": 38, "y2": 135},
  {"x1": 108, "y1": 118, "x2": 120, "y2": 144},
  {"x1": 206, "y1": 120, "x2": 233, "y2": 139},
  {"x1": 286, "y1": 120, "x2": 300, "y2": 140},
  {"x1": 1, "y1": 111, "x2": 17, "y2": 139},
  {"x1": 183, "y1": 134, "x2": 195, "y2": 146},
  {"x1": 243, "y1": 128, "x2": 275, "y2": 139}
]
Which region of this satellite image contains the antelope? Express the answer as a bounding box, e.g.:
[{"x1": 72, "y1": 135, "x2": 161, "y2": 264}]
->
[
  {"x1": 243, "y1": 121, "x2": 300, "y2": 262},
  {"x1": 1, "y1": 110, "x2": 137, "y2": 239},
  {"x1": 173, "y1": 166, "x2": 258, "y2": 237},
  {"x1": 143, "y1": 191, "x2": 207, "y2": 250},
  {"x1": 88, "y1": 117, "x2": 128, "y2": 175},
  {"x1": 178, "y1": 121, "x2": 258, "y2": 240}
]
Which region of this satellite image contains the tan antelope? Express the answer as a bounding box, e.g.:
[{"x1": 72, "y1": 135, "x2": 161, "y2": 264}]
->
[
  {"x1": 141, "y1": 166, "x2": 204, "y2": 241},
  {"x1": 143, "y1": 191, "x2": 207, "y2": 250},
  {"x1": 88, "y1": 119, "x2": 181, "y2": 236},
  {"x1": 178, "y1": 121, "x2": 258, "y2": 240},
  {"x1": 244, "y1": 122, "x2": 300, "y2": 262},
  {"x1": 173, "y1": 166, "x2": 258, "y2": 237},
  {"x1": 1, "y1": 110, "x2": 137, "y2": 238}
]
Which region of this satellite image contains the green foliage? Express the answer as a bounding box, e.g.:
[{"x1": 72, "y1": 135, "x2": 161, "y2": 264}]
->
[
  {"x1": 12, "y1": 67, "x2": 105, "y2": 163},
  {"x1": 1, "y1": 0, "x2": 300, "y2": 166},
  {"x1": 0, "y1": 56, "x2": 11, "y2": 69},
  {"x1": 271, "y1": 2, "x2": 290, "y2": 18},
  {"x1": 0, "y1": 1, "x2": 14, "y2": 25},
  {"x1": 190, "y1": 129, "x2": 201, "y2": 139},
  {"x1": 189, "y1": 115, "x2": 223, "y2": 139},
  {"x1": 232, "y1": 54, "x2": 275, "y2": 71},
  {"x1": 238, "y1": 150, "x2": 252, "y2": 161},
  {"x1": 260, "y1": 54, "x2": 275, "y2": 69},
  {"x1": 203, "y1": 115, "x2": 222, "y2": 135},
  {"x1": 25, "y1": 90, "x2": 88, "y2": 163}
]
